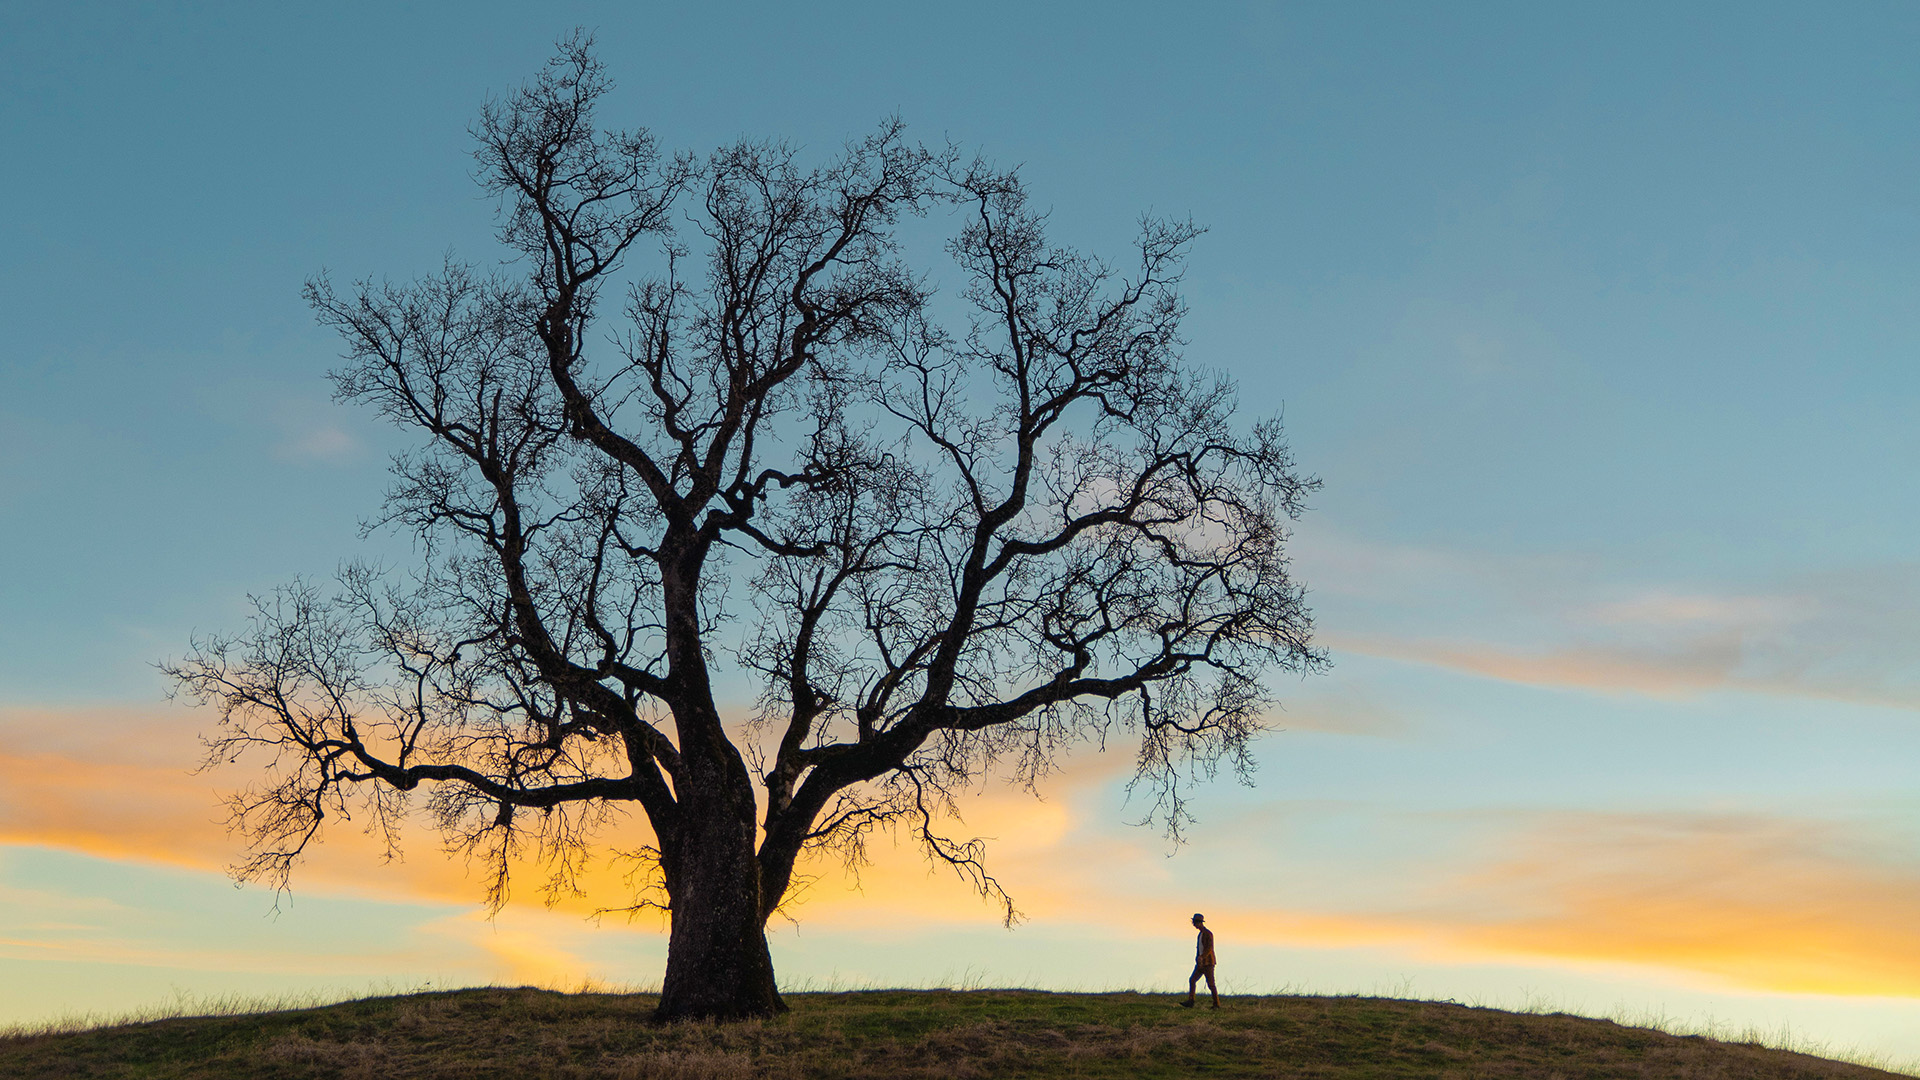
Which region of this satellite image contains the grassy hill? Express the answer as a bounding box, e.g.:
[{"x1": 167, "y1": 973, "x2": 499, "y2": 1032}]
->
[{"x1": 0, "y1": 987, "x2": 1909, "y2": 1079}]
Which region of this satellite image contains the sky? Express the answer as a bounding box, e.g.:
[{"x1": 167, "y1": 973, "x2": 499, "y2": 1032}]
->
[{"x1": 3, "y1": 0, "x2": 1920, "y2": 1065}]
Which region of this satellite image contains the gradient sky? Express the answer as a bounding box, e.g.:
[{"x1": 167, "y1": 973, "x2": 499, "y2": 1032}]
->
[{"x1": 4, "y1": 0, "x2": 1920, "y2": 1065}]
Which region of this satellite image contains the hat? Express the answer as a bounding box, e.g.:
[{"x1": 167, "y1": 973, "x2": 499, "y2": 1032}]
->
[{"x1": 1192, "y1": 913, "x2": 1205, "y2": 921}]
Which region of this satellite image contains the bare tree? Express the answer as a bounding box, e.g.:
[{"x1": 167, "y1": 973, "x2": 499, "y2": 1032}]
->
[{"x1": 167, "y1": 35, "x2": 1323, "y2": 1022}]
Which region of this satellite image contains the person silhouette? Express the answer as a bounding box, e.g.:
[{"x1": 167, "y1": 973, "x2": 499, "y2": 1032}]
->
[{"x1": 1182, "y1": 912, "x2": 1218, "y2": 1009}]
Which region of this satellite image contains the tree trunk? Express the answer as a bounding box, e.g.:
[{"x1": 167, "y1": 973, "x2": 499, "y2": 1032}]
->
[{"x1": 654, "y1": 787, "x2": 787, "y2": 1022}]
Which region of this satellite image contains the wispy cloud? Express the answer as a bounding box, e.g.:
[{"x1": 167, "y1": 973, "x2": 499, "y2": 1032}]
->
[
  {"x1": 276, "y1": 423, "x2": 361, "y2": 464},
  {"x1": 1295, "y1": 529, "x2": 1920, "y2": 709},
  {"x1": 1266, "y1": 684, "x2": 1413, "y2": 738},
  {"x1": 1584, "y1": 589, "x2": 1809, "y2": 629},
  {"x1": 1327, "y1": 630, "x2": 1744, "y2": 699},
  {"x1": 182, "y1": 369, "x2": 373, "y2": 468}
]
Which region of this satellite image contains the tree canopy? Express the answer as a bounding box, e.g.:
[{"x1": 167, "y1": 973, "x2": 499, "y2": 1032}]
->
[{"x1": 168, "y1": 34, "x2": 1323, "y2": 1020}]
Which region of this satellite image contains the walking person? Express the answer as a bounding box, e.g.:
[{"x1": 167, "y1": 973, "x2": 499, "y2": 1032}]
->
[{"x1": 1182, "y1": 912, "x2": 1218, "y2": 1009}]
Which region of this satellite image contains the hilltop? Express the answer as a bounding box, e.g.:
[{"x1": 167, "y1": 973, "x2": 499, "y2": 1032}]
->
[{"x1": 0, "y1": 987, "x2": 1908, "y2": 1079}]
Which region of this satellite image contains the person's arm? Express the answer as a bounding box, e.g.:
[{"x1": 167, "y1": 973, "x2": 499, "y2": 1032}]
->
[{"x1": 1200, "y1": 927, "x2": 1216, "y2": 965}]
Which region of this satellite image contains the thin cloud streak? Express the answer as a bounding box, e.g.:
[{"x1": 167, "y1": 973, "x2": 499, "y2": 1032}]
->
[
  {"x1": 1333, "y1": 629, "x2": 1920, "y2": 711},
  {"x1": 1301, "y1": 539, "x2": 1920, "y2": 709},
  {"x1": 276, "y1": 423, "x2": 361, "y2": 464},
  {"x1": 1326, "y1": 630, "x2": 1742, "y2": 699}
]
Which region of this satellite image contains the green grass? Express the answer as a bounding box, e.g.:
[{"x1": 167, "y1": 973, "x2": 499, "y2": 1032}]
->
[{"x1": 0, "y1": 987, "x2": 1911, "y2": 1079}]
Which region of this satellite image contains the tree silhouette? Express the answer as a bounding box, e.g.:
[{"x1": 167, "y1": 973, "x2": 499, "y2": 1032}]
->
[{"x1": 168, "y1": 35, "x2": 1323, "y2": 1021}]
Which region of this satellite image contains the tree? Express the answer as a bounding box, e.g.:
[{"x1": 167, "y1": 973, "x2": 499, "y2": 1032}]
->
[{"x1": 168, "y1": 36, "x2": 1324, "y2": 1022}]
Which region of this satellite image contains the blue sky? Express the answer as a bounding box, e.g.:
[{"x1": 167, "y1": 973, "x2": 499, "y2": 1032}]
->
[{"x1": 3, "y1": 0, "x2": 1919, "y2": 1065}]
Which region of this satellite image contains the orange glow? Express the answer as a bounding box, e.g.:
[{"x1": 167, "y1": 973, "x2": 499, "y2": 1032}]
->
[
  {"x1": 1401, "y1": 811, "x2": 1920, "y2": 997},
  {"x1": 9, "y1": 707, "x2": 1920, "y2": 999},
  {"x1": 0, "y1": 705, "x2": 663, "y2": 913}
]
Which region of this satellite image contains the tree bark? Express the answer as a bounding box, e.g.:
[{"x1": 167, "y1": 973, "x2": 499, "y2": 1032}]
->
[{"x1": 654, "y1": 760, "x2": 787, "y2": 1021}]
